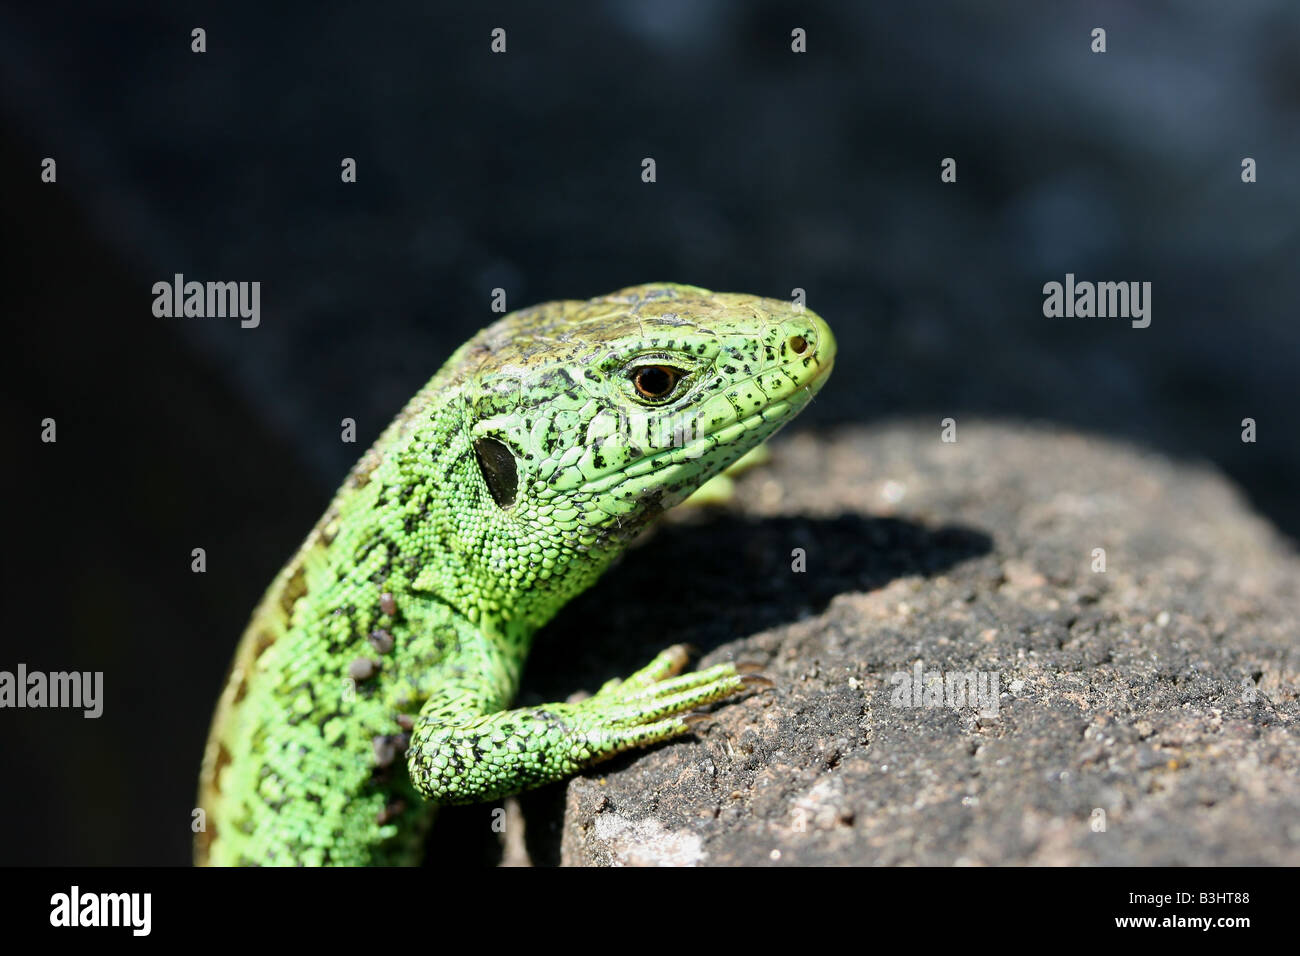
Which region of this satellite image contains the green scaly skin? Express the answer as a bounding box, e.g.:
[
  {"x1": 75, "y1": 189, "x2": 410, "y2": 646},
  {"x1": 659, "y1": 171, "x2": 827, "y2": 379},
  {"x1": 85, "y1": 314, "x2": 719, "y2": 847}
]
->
[{"x1": 196, "y1": 283, "x2": 835, "y2": 865}]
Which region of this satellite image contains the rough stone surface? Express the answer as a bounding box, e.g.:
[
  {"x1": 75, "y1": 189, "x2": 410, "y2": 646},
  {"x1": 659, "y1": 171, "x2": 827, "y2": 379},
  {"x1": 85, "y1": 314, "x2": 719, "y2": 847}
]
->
[{"x1": 535, "y1": 421, "x2": 1299, "y2": 866}]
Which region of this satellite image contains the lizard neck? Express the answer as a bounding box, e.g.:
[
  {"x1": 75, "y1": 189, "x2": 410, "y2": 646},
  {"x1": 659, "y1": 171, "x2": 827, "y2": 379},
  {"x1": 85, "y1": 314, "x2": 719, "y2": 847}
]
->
[{"x1": 374, "y1": 392, "x2": 622, "y2": 641}]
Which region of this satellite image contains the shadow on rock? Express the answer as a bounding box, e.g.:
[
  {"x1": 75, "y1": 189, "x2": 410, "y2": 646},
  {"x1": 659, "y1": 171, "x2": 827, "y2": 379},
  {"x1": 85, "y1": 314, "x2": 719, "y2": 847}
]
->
[
  {"x1": 539, "y1": 513, "x2": 994, "y2": 675},
  {"x1": 499, "y1": 513, "x2": 991, "y2": 865}
]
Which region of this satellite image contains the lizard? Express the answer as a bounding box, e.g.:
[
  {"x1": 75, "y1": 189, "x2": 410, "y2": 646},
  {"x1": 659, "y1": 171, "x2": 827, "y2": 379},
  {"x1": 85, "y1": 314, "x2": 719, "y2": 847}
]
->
[{"x1": 195, "y1": 282, "x2": 835, "y2": 865}]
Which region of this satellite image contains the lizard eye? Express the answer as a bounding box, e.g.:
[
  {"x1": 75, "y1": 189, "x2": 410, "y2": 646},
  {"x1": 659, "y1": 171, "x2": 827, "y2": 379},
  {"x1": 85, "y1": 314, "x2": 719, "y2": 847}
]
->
[
  {"x1": 629, "y1": 364, "x2": 686, "y2": 403},
  {"x1": 473, "y1": 437, "x2": 518, "y2": 508}
]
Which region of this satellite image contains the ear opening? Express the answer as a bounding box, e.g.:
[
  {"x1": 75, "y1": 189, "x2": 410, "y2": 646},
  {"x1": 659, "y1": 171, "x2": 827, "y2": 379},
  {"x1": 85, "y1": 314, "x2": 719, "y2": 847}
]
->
[{"x1": 473, "y1": 437, "x2": 518, "y2": 508}]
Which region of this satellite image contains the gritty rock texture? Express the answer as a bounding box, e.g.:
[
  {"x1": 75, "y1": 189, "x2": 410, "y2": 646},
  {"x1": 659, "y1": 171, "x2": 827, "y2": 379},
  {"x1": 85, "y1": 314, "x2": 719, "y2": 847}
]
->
[{"x1": 548, "y1": 421, "x2": 1299, "y2": 866}]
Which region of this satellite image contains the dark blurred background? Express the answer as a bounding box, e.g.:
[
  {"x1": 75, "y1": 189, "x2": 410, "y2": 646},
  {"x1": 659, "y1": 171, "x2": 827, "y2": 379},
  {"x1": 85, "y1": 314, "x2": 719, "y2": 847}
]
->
[{"x1": 3, "y1": 2, "x2": 1297, "y2": 864}]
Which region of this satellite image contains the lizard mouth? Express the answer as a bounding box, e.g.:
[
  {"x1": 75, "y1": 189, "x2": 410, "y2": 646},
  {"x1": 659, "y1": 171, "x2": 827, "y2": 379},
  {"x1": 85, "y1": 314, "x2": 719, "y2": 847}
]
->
[
  {"x1": 578, "y1": 355, "x2": 832, "y2": 496},
  {"x1": 573, "y1": 309, "x2": 835, "y2": 497}
]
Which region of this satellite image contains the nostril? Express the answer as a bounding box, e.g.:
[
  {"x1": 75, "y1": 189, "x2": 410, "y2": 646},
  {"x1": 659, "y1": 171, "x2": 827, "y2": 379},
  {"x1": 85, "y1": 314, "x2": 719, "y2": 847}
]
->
[{"x1": 788, "y1": 334, "x2": 809, "y2": 355}]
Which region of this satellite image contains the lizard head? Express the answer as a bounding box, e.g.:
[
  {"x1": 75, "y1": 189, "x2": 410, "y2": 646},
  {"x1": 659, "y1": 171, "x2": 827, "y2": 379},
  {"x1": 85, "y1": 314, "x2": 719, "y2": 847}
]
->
[{"x1": 451, "y1": 283, "x2": 834, "y2": 624}]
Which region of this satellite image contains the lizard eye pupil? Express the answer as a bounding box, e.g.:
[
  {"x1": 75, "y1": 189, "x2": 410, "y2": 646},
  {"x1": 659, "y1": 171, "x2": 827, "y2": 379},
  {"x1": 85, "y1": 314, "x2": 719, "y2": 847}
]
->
[
  {"x1": 631, "y1": 365, "x2": 682, "y2": 401},
  {"x1": 473, "y1": 437, "x2": 518, "y2": 508}
]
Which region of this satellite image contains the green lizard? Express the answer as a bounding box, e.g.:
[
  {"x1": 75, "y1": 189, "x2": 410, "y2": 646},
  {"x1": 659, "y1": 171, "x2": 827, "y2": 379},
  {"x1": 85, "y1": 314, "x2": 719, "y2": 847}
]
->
[{"x1": 196, "y1": 283, "x2": 835, "y2": 865}]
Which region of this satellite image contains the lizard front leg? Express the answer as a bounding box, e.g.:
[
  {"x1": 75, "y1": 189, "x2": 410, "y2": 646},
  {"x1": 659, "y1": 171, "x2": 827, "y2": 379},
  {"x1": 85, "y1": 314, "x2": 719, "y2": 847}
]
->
[{"x1": 407, "y1": 643, "x2": 762, "y2": 805}]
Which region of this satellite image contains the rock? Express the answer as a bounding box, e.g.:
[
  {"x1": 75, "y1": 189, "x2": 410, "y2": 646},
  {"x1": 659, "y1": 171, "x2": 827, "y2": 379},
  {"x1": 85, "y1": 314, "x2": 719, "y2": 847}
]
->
[{"x1": 550, "y1": 422, "x2": 1299, "y2": 865}]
